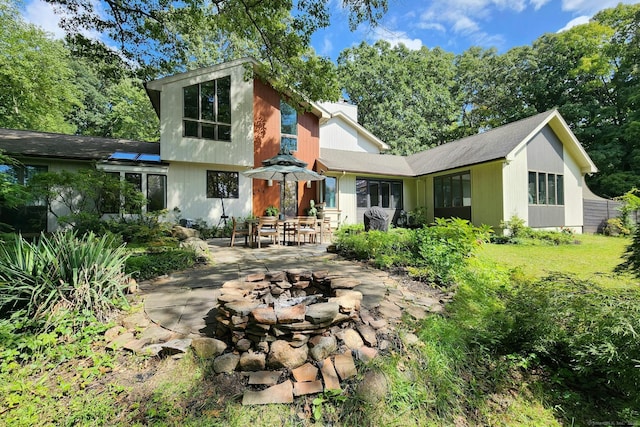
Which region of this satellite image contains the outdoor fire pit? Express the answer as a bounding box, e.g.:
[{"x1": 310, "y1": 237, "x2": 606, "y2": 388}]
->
[{"x1": 211, "y1": 269, "x2": 369, "y2": 371}]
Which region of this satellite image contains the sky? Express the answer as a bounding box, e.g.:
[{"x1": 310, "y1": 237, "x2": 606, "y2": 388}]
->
[{"x1": 21, "y1": 0, "x2": 640, "y2": 61}]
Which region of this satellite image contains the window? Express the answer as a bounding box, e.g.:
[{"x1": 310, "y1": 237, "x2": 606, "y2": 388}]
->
[
  {"x1": 183, "y1": 75, "x2": 231, "y2": 141},
  {"x1": 280, "y1": 100, "x2": 297, "y2": 151},
  {"x1": 124, "y1": 173, "x2": 142, "y2": 213},
  {"x1": 356, "y1": 178, "x2": 403, "y2": 209},
  {"x1": 528, "y1": 171, "x2": 564, "y2": 205},
  {"x1": 433, "y1": 172, "x2": 471, "y2": 208},
  {"x1": 0, "y1": 164, "x2": 47, "y2": 186},
  {"x1": 102, "y1": 172, "x2": 121, "y2": 214},
  {"x1": 321, "y1": 176, "x2": 337, "y2": 208},
  {"x1": 207, "y1": 171, "x2": 239, "y2": 198},
  {"x1": 147, "y1": 174, "x2": 167, "y2": 212}
]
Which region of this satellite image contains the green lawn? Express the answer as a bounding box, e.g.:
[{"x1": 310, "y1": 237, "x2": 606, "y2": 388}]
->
[{"x1": 477, "y1": 233, "x2": 638, "y2": 288}]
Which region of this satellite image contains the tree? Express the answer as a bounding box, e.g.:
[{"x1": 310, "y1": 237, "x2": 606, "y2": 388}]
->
[
  {"x1": 337, "y1": 40, "x2": 459, "y2": 155},
  {"x1": 43, "y1": 0, "x2": 389, "y2": 101},
  {"x1": 0, "y1": 0, "x2": 81, "y2": 133}
]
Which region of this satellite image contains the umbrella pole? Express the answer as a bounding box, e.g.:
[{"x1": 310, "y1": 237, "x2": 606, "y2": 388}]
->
[{"x1": 279, "y1": 173, "x2": 286, "y2": 220}]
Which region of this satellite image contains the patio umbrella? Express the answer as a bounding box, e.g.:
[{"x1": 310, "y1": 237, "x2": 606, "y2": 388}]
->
[{"x1": 242, "y1": 148, "x2": 325, "y2": 218}]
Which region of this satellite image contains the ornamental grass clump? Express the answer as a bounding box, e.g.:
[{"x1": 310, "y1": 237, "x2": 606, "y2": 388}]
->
[{"x1": 0, "y1": 231, "x2": 130, "y2": 323}]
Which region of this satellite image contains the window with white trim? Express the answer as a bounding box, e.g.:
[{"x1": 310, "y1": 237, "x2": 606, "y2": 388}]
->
[
  {"x1": 183, "y1": 76, "x2": 231, "y2": 141},
  {"x1": 528, "y1": 171, "x2": 564, "y2": 205},
  {"x1": 280, "y1": 100, "x2": 297, "y2": 151}
]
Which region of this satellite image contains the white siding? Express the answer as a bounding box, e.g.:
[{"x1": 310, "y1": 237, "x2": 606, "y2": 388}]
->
[
  {"x1": 563, "y1": 146, "x2": 585, "y2": 231},
  {"x1": 154, "y1": 63, "x2": 255, "y2": 166},
  {"x1": 336, "y1": 174, "x2": 356, "y2": 225},
  {"x1": 502, "y1": 145, "x2": 528, "y2": 226},
  {"x1": 166, "y1": 161, "x2": 253, "y2": 226},
  {"x1": 472, "y1": 162, "x2": 505, "y2": 228},
  {"x1": 318, "y1": 101, "x2": 358, "y2": 121},
  {"x1": 320, "y1": 117, "x2": 381, "y2": 153}
]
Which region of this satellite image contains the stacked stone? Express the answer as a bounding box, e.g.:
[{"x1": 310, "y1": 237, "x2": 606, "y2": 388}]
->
[{"x1": 212, "y1": 269, "x2": 364, "y2": 371}]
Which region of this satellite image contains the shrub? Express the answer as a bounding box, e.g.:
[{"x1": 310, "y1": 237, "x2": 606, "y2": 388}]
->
[
  {"x1": 0, "y1": 231, "x2": 130, "y2": 323},
  {"x1": 125, "y1": 248, "x2": 197, "y2": 281},
  {"x1": 617, "y1": 225, "x2": 640, "y2": 276},
  {"x1": 491, "y1": 275, "x2": 640, "y2": 416}
]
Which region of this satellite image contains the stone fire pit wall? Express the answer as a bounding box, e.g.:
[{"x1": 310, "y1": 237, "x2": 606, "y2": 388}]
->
[{"x1": 213, "y1": 269, "x2": 365, "y2": 370}]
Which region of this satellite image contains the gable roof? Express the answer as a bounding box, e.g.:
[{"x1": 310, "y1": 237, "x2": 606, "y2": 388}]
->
[
  {"x1": 0, "y1": 128, "x2": 160, "y2": 161},
  {"x1": 328, "y1": 111, "x2": 390, "y2": 152},
  {"x1": 319, "y1": 110, "x2": 597, "y2": 177}
]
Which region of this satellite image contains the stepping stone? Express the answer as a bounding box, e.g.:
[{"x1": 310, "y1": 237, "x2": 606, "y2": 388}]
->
[
  {"x1": 242, "y1": 380, "x2": 294, "y2": 405},
  {"x1": 138, "y1": 325, "x2": 173, "y2": 343},
  {"x1": 292, "y1": 362, "x2": 318, "y2": 382},
  {"x1": 320, "y1": 357, "x2": 341, "y2": 391},
  {"x1": 293, "y1": 380, "x2": 323, "y2": 396},
  {"x1": 248, "y1": 370, "x2": 281, "y2": 385},
  {"x1": 106, "y1": 332, "x2": 135, "y2": 350},
  {"x1": 330, "y1": 278, "x2": 360, "y2": 290},
  {"x1": 334, "y1": 352, "x2": 357, "y2": 380},
  {"x1": 377, "y1": 301, "x2": 402, "y2": 319}
]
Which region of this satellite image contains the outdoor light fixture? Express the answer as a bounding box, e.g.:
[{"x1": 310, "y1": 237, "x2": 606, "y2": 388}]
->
[
  {"x1": 267, "y1": 179, "x2": 273, "y2": 187},
  {"x1": 306, "y1": 180, "x2": 312, "y2": 188}
]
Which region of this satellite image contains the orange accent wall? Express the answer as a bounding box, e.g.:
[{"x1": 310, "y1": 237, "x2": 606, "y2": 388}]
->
[{"x1": 252, "y1": 79, "x2": 320, "y2": 217}]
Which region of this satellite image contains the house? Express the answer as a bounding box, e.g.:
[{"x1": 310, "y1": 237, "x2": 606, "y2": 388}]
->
[
  {"x1": 0, "y1": 58, "x2": 599, "y2": 234},
  {"x1": 317, "y1": 109, "x2": 598, "y2": 232}
]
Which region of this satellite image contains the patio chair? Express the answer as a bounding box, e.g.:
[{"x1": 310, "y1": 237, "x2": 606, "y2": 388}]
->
[
  {"x1": 320, "y1": 216, "x2": 333, "y2": 243},
  {"x1": 256, "y1": 216, "x2": 280, "y2": 248},
  {"x1": 294, "y1": 216, "x2": 317, "y2": 245},
  {"x1": 230, "y1": 217, "x2": 251, "y2": 247}
]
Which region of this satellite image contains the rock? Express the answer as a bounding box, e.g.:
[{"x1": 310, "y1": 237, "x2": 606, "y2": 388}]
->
[
  {"x1": 309, "y1": 335, "x2": 337, "y2": 362},
  {"x1": 356, "y1": 324, "x2": 378, "y2": 347},
  {"x1": 334, "y1": 352, "x2": 357, "y2": 380},
  {"x1": 225, "y1": 301, "x2": 261, "y2": 317},
  {"x1": 172, "y1": 225, "x2": 200, "y2": 240},
  {"x1": 275, "y1": 303, "x2": 306, "y2": 323},
  {"x1": 121, "y1": 311, "x2": 150, "y2": 330},
  {"x1": 236, "y1": 338, "x2": 252, "y2": 352},
  {"x1": 123, "y1": 338, "x2": 151, "y2": 354},
  {"x1": 292, "y1": 362, "x2": 319, "y2": 382},
  {"x1": 127, "y1": 278, "x2": 138, "y2": 294},
  {"x1": 138, "y1": 325, "x2": 173, "y2": 343},
  {"x1": 242, "y1": 380, "x2": 293, "y2": 405},
  {"x1": 267, "y1": 340, "x2": 308, "y2": 369},
  {"x1": 356, "y1": 371, "x2": 388, "y2": 403},
  {"x1": 191, "y1": 337, "x2": 227, "y2": 358},
  {"x1": 248, "y1": 370, "x2": 281, "y2": 385},
  {"x1": 369, "y1": 319, "x2": 388, "y2": 329},
  {"x1": 240, "y1": 351, "x2": 266, "y2": 371},
  {"x1": 329, "y1": 292, "x2": 362, "y2": 313},
  {"x1": 179, "y1": 237, "x2": 209, "y2": 259},
  {"x1": 213, "y1": 353, "x2": 240, "y2": 373},
  {"x1": 256, "y1": 341, "x2": 269, "y2": 353},
  {"x1": 330, "y1": 277, "x2": 360, "y2": 290},
  {"x1": 289, "y1": 334, "x2": 310, "y2": 348},
  {"x1": 265, "y1": 271, "x2": 286, "y2": 282},
  {"x1": 160, "y1": 338, "x2": 193, "y2": 356},
  {"x1": 305, "y1": 302, "x2": 339, "y2": 324},
  {"x1": 246, "y1": 273, "x2": 266, "y2": 282},
  {"x1": 251, "y1": 307, "x2": 277, "y2": 325},
  {"x1": 355, "y1": 346, "x2": 378, "y2": 363},
  {"x1": 107, "y1": 332, "x2": 135, "y2": 350},
  {"x1": 320, "y1": 357, "x2": 341, "y2": 391},
  {"x1": 293, "y1": 380, "x2": 323, "y2": 396},
  {"x1": 338, "y1": 329, "x2": 364, "y2": 350},
  {"x1": 377, "y1": 301, "x2": 402, "y2": 319},
  {"x1": 104, "y1": 326, "x2": 125, "y2": 343}
]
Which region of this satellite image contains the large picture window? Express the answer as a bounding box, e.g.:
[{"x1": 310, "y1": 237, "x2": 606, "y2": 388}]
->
[
  {"x1": 280, "y1": 100, "x2": 297, "y2": 152},
  {"x1": 207, "y1": 171, "x2": 239, "y2": 198},
  {"x1": 356, "y1": 178, "x2": 403, "y2": 209},
  {"x1": 183, "y1": 75, "x2": 231, "y2": 141},
  {"x1": 434, "y1": 172, "x2": 471, "y2": 208},
  {"x1": 147, "y1": 174, "x2": 167, "y2": 212},
  {"x1": 529, "y1": 171, "x2": 564, "y2": 205}
]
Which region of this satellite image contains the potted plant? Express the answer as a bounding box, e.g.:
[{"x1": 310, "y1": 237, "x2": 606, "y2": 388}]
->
[
  {"x1": 265, "y1": 205, "x2": 279, "y2": 217},
  {"x1": 306, "y1": 200, "x2": 317, "y2": 217}
]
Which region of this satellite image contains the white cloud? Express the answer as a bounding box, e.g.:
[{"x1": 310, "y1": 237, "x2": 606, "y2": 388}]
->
[
  {"x1": 530, "y1": 0, "x2": 551, "y2": 10},
  {"x1": 452, "y1": 16, "x2": 480, "y2": 35},
  {"x1": 371, "y1": 27, "x2": 423, "y2": 50},
  {"x1": 416, "y1": 22, "x2": 447, "y2": 32},
  {"x1": 557, "y1": 15, "x2": 590, "y2": 32},
  {"x1": 23, "y1": 0, "x2": 65, "y2": 39},
  {"x1": 319, "y1": 36, "x2": 333, "y2": 56}
]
